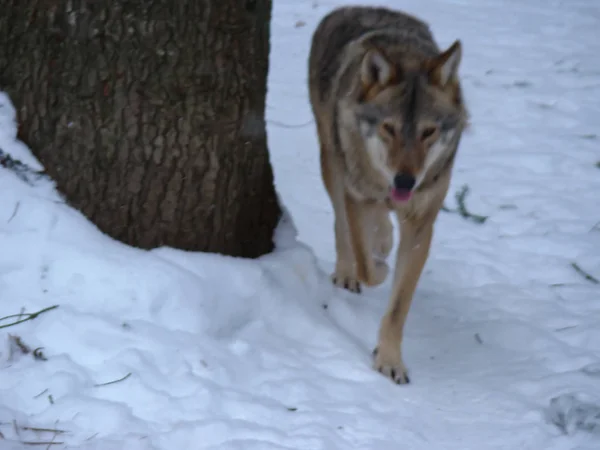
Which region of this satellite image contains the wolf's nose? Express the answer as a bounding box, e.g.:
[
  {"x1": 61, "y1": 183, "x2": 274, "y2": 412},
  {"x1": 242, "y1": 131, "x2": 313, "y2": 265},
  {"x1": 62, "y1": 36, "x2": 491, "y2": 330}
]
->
[{"x1": 394, "y1": 173, "x2": 416, "y2": 191}]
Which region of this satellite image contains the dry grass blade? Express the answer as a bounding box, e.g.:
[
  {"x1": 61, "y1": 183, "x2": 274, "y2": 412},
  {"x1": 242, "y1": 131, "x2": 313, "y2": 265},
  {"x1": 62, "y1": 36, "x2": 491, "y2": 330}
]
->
[
  {"x1": 455, "y1": 185, "x2": 488, "y2": 224},
  {"x1": 440, "y1": 185, "x2": 488, "y2": 224},
  {"x1": 571, "y1": 262, "x2": 599, "y2": 284},
  {"x1": 11, "y1": 335, "x2": 31, "y2": 354},
  {"x1": 7, "y1": 201, "x2": 20, "y2": 223},
  {"x1": 33, "y1": 389, "x2": 48, "y2": 399},
  {"x1": 21, "y1": 427, "x2": 66, "y2": 434},
  {"x1": 0, "y1": 306, "x2": 59, "y2": 330},
  {"x1": 94, "y1": 372, "x2": 132, "y2": 387}
]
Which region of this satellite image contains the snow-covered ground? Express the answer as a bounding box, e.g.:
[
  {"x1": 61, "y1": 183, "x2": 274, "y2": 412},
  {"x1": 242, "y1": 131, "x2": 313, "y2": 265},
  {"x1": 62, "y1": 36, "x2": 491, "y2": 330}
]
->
[{"x1": 1, "y1": 0, "x2": 599, "y2": 448}]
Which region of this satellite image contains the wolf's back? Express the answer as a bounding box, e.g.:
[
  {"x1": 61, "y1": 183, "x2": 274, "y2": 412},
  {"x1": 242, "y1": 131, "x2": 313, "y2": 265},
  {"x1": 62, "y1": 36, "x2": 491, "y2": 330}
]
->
[{"x1": 309, "y1": 6, "x2": 439, "y2": 102}]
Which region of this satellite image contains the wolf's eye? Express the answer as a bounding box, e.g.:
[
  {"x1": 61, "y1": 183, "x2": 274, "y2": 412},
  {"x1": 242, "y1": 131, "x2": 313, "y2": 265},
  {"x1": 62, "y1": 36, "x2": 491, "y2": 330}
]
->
[
  {"x1": 421, "y1": 126, "x2": 438, "y2": 141},
  {"x1": 381, "y1": 122, "x2": 396, "y2": 138}
]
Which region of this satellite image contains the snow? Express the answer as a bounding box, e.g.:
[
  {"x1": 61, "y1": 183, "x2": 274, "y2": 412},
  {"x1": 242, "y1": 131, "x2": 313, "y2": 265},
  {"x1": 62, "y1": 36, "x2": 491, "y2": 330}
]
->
[{"x1": 1, "y1": 0, "x2": 599, "y2": 448}]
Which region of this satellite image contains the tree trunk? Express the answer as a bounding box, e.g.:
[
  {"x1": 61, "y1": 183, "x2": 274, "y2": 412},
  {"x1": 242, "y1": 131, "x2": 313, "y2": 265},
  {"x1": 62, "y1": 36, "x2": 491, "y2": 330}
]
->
[{"x1": 0, "y1": 0, "x2": 281, "y2": 258}]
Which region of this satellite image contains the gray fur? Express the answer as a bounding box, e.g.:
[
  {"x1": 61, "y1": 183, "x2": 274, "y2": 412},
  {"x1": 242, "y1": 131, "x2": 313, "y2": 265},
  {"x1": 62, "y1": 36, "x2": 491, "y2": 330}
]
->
[
  {"x1": 309, "y1": 6, "x2": 438, "y2": 102},
  {"x1": 307, "y1": 6, "x2": 469, "y2": 385},
  {"x1": 308, "y1": 5, "x2": 468, "y2": 202}
]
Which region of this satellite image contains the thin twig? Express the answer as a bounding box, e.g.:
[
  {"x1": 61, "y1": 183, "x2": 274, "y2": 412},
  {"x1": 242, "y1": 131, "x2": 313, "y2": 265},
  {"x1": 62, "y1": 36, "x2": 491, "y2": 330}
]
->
[
  {"x1": 440, "y1": 185, "x2": 488, "y2": 224},
  {"x1": 555, "y1": 325, "x2": 577, "y2": 332},
  {"x1": 33, "y1": 348, "x2": 47, "y2": 361},
  {"x1": 455, "y1": 185, "x2": 488, "y2": 224},
  {"x1": 33, "y1": 389, "x2": 49, "y2": 399},
  {"x1": 1, "y1": 307, "x2": 57, "y2": 322},
  {"x1": 94, "y1": 372, "x2": 132, "y2": 387},
  {"x1": 571, "y1": 262, "x2": 599, "y2": 284},
  {"x1": 7, "y1": 202, "x2": 20, "y2": 223},
  {"x1": 21, "y1": 441, "x2": 63, "y2": 446},
  {"x1": 85, "y1": 433, "x2": 99, "y2": 441},
  {"x1": 0, "y1": 306, "x2": 59, "y2": 330},
  {"x1": 45, "y1": 422, "x2": 61, "y2": 450},
  {"x1": 21, "y1": 427, "x2": 66, "y2": 435}
]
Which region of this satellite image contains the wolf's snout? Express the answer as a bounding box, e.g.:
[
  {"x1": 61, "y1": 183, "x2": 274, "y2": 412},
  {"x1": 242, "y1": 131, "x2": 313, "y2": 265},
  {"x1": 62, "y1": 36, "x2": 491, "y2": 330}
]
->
[{"x1": 393, "y1": 173, "x2": 415, "y2": 191}]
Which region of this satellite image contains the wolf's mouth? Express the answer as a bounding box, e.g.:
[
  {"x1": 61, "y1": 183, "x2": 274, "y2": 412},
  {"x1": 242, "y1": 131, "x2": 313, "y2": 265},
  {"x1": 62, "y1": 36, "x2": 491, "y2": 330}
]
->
[{"x1": 390, "y1": 188, "x2": 412, "y2": 202}]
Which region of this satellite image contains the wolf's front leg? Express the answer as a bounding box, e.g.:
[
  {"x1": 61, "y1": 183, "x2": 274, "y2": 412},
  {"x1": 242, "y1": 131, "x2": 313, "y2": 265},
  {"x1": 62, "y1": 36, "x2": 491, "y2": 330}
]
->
[
  {"x1": 372, "y1": 204, "x2": 394, "y2": 260},
  {"x1": 320, "y1": 150, "x2": 362, "y2": 293},
  {"x1": 373, "y1": 218, "x2": 434, "y2": 384},
  {"x1": 331, "y1": 203, "x2": 361, "y2": 293},
  {"x1": 345, "y1": 196, "x2": 390, "y2": 288}
]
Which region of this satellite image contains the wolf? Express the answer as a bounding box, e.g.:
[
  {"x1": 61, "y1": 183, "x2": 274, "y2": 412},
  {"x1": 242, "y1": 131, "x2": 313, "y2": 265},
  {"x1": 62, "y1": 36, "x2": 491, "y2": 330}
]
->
[{"x1": 308, "y1": 5, "x2": 469, "y2": 384}]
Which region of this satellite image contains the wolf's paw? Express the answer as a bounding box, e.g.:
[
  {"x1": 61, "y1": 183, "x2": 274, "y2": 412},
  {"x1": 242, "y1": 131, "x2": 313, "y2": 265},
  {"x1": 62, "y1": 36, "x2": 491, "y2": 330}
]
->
[
  {"x1": 331, "y1": 271, "x2": 361, "y2": 294},
  {"x1": 372, "y1": 346, "x2": 410, "y2": 385},
  {"x1": 363, "y1": 260, "x2": 389, "y2": 287}
]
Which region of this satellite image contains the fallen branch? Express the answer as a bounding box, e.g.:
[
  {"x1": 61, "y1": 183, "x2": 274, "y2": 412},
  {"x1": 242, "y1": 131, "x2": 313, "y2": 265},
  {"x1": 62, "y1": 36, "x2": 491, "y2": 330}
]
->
[{"x1": 0, "y1": 306, "x2": 59, "y2": 330}]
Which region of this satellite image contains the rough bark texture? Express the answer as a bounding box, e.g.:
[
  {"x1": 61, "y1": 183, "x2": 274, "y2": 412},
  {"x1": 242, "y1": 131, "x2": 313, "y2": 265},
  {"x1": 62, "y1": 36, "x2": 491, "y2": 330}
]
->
[{"x1": 0, "y1": 0, "x2": 281, "y2": 258}]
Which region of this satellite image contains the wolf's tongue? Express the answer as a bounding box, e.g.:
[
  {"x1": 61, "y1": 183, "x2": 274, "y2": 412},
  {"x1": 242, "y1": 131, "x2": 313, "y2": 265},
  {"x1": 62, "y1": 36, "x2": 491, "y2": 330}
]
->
[{"x1": 391, "y1": 188, "x2": 412, "y2": 202}]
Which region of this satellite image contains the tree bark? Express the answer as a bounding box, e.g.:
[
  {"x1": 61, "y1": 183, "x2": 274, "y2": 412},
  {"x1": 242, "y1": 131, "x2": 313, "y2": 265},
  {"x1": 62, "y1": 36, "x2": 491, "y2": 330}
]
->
[{"x1": 0, "y1": 0, "x2": 281, "y2": 258}]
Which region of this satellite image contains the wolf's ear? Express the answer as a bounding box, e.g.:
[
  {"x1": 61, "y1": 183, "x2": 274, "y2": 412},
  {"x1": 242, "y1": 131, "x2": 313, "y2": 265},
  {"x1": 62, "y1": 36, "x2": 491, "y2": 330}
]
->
[
  {"x1": 361, "y1": 47, "x2": 395, "y2": 88},
  {"x1": 428, "y1": 40, "x2": 462, "y2": 86}
]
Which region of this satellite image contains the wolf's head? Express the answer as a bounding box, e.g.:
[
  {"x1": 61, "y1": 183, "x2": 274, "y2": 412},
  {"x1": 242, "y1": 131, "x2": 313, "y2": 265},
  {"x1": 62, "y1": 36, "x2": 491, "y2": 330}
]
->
[{"x1": 347, "y1": 41, "x2": 467, "y2": 203}]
